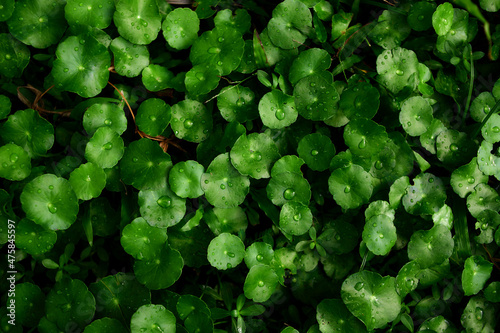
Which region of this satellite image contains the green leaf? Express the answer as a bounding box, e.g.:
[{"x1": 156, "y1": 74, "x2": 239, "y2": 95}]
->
[
  {"x1": 481, "y1": 113, "x2": 500, "y2": 143},
  {"x1": 45, "y1": 278, "x2": 95, "y2": 331},
  {"x1": 207, "y1": 233, "x2": 246, "y2": 270},
  {"x1": 0, "y1": 33, "x2": 30, "y2": 78},
  {"x1": 243, "y1": 264, "x2": 279, "y2": 302},
  {"x1": 316, "y1": 298, "x2": 367, "y2": 333},
  {"x1": 7, "y1": 0, "x2": 66, "y2": 48},
  {"x1": 432, "y1": 2, "x2": 454, "y2": 36},
  {"x1": 218, "y1": 85, "x2": 258, "y2": 123},
  {"x1": 120, "y1": 138, "x2": 172, "y2": 190},
  {"x1": 289, "y1": 48, "x2": 331, "y2": 85},
  {"x1": 420, "y1": 118, "x2": 446, "y2": 154},
  {"x1": 344, "y1": 118, "x2": 388, "y2": 159},
  {"x1": 244, "y1": 242, "x2": 274, "y2": 269},
  {"x1": 389, "y1": 176, "x2": 410, "y2": 209},
  {"x1": 271, "y1": 155, "x2": 305, "y2": 177},
  {"x1": 65, "y1": 0, "x2": 115, "y2": 29},
  {"x1": 466, "y1": 183, "x2": 500, "y2": 218},
  {"x1": 201, "y1": 153, "x2": 250, "y2": 208},
  {"x1": 436, "y1": 129, "x2": 475, "y2": 166},
  {"x1": 205, "y1": 206, "x2": 248, "y2": 235},
  {"x1": 376, "y1": 47, "x2": 419, "y2": 94},
  {"x1": 0, "y1": 143, "x2": 31, "y2": 181},
  {"x1": 477, "y1": 140, "x2": 500, "y2": 180},
  {"x1": 280, "y1": 201, "x2": 313, "y2": 236},
  {"x1": 171, "y1": 99, "x2": 212, "y2": 143},
  {"x1": 113, "y1": 0, "x2": 161, "y2": 45},
  {"x1": 362, "y1": 201, "x2": 396, "y2": 256},
  {"x1": 89, "y1": 273, "x2": 151, "y2": 325},
  {"x1": 461, "y1": 296, "x2": 496, "y2": 333},
  {"x1": 450, "y1": 157, "x2": 488, "y2": 198},
  {"x1": 214, "y1": 9, "x2": 251, "y2": 35},
  {"x1": 141, "y1": 64, "x2": 174, "y2": 92},
  {"x1": 230, "y1": 132, "x2": 280, "y2": 179},
  {"x1": 136, "y1": 98, "x2": 171, "y2": 137},
  {"x1": 419, "y1": 316, "x2": 458, "y2": 332},
  {"x1": 317, "y1": 219, "x2": 358, "y2": 255},
  {"x1": 1, "y1": 108, "x2": 54, "y2": 158},
  {"x1": 462, "y1": 255, "x2": 493, "y2": 296},
  {"x1": 370, "y1": 10, "x2": 410, "y2": 50},
  {"x1": 83, "y1": 318, "x2": 127, "y2": 333},
  {"x1": 51, "y1": 34, "x2": 110, "y2": 97},
  {"x1": 130, "y1": 304, "x2": 176, "y2": 333},
  {"x1": 267, "y1": 171, "x2": 311, "y2": 206},
  {"x1": 69, "y1": 162, "x2": 106, "y2": 201},
  {"x1": 134, "y1": 244, "x2": 183, "y2": 289},
  {"x1": 168, "y1": 160, "x2": 204, "y2": 199},
  {"x1": 407, "y1": 1, "x2": 436, "y2": 31},
  {"x1": 138, "y1": 185, "x2": 186, "y2": 229},
  {"x1": 267, "y1": 0, "x2": 312, "y2": 49},
  {"x1": 475, "y1": 210, "x2": 500, "y2": 244},
  {"x1": 21, "y1": 174, "x2": 79, "y2": 231},
  {"x1": 258, "y1": 89, "x2": 297, "y2": 129},
  {"x1": 432, "y1": 204, "x2": 454, "y2": 230},
  {"x1": 395, "y1": 261, "x2": 420, "y2": 298},
  {"x1": 9, "y1": 283, "x2": 45, "y2": 327},
  {"x1": 402, "y1": 173, "x2": 446, "y2": 215},
  {"x1": 121, "y1": 217, "x2": 167, "y2": 260},
  {"x1": 408, "y1": 224, "x2": 454, "y2": 269},
  {"x1": 339, "y1": 82, "x2": 380, "y2": 120},
  {"x1": 297, "y1": 133, "x2": 335, "y2": 172},
  {"x1": 85, "y1": 126, "x2": 125, "y2": 169},
  {"x1": 176, "y1": 294, "x2": 211, "y2": 320},
  {"x1": 341, "y1": 270, "x2": 402, "y2": 331},
  {"x1": 294, "y1": 73, "x2": 340, "y2": 121},
  {"x1": 16, "y1": 218, "x2": 57, "y2": 255},
  {"x1": 163, "y1": 8, "x2": 200, "y2": 50},
  {"x1": 0, "y1": 95, "x2": 11, "y2": 120},
  {"x1": 83, "y1": 102, "x2": 127, "y2": 136},
  {"x1": 110, "y1": 37, "x2": 150, "y2": 78},
  {"x1": 185, "y1": 64, "x2": 221, "y2": 96},
  {"x1": 329, "y1": 164, "x2": 373, "y2": 210},
  {"x1": 190, "y1": 26, "x2": 244, "y2": 76},
  {"x1": 400, "y1": 96, "x2": 434, "y2": 137},
  {"x1": 484, "y1": 282, "x2": 500, "y2": 302},
  {"x1": 480, "y1": 0, "x2": 500, "y2": 12},
  {"x1": 0, "y1": 0, "x2": 14, "y2": 21}
]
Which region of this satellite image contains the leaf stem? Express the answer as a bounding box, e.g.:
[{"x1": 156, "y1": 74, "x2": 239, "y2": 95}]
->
[{"x1": 462, "y1": 45, "x2": 474, "y2": 124}]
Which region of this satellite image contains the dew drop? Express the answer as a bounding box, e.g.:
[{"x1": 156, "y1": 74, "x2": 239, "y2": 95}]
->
[
  {"x1": 220, "y1": 184, "x2": 226, "y2": 189},
  {"x1": 47, "y1": 203, "x2": 57, "y2": 214},
  {"x1": 258, "y1": 281, "x2": 265, "y2": 287},
  {"x1": 354, "y1": 282, "x2": 364, "y2": 291},
  {"x1": 311, "y1": 149, "x2": 319, "y2": 156},
  {"x1": 104, "y1": 119, "x2": 112, "y2": 125},
  {"x1": 467, "y1": 177, "x2": 475, "y2": 184},
  {"x1": 395, "y1": 69, "x2": 404, "y2": 76},
  {"x1": 157, "y1": 195, "x2": 172, "y2": 208},
  {"x1": 418, "y1": 15, "x2": 424, "y2": 21},
  {"x1": 344, "y1": 185, "x2": 351, "y2": 193},
  {"x1": 275, "y1": 110, "x2": 285, "y2": 120},
  {"x1": 103, "y1": 142, "x2": 113, "y2": 150},
  {"x1": 253, "y1": 152, "x2": 262, "y2": 161},
  {"x1": 358, "y1": 138, "x2": 366, "y2": 149},
  {"x1": 63, "y1": 68, "x2": 69, "y2": 73},
  {"x1": 256, "y1": 254, "x2": 264, "y2": 261},
  {"x1": 9, "y1": 153, "x2": 18, "y2": 163},
  {"x1": 283, "y1": 188, "x2": 296, "y2": 200},
  {"x1": 133, "y1": 157, "x2": 139, "y2": 162},
  {"x1": 375, "y1": 160, "x2": 383, "y2": 169},
  {"x1": 450, "y1": 143, "x2": 458, "y2": 151},
  {"x1": 184, "y1": 119, "x2": 194, "y2": 128},
  {"x1": 293, "y1": 214, "x2": 301, "y2": 221}
]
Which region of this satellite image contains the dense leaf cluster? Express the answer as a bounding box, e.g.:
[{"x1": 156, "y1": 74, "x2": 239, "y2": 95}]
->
[{"x1": 1, "y1": 0, "x2": 500, "y2": 332}]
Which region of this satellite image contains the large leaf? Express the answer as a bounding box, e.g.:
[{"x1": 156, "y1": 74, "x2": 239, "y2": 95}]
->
[{"x1": 113, "y1": 0, "x2": 161, "y2": 45}]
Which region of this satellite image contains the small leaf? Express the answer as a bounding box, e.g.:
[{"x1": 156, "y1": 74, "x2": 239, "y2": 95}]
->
[
  {"x1": 297, "y1": 133, "x2": 335, "y2": 172},
  {"x1": 0, "y1": 143, "x2": 31, "y2": 181},
  {"x1": 462, "y1": 255, "x2": 493, "y2": 296},
  {"x1": 69, "y1": 162, "x2": 106, "y2": 201},
  {"x1": 65, "y1": 0, "x2": 115, "y2": 29},
  {"x1": 267, "y1": 0, "x2": 312, "y2": 49},
  {"x1": 171, "y1": 99, "x2": 212, "y2": 143},
  {"x1": 244, "y1": 242, "x2": 274, "y2": 269},
  {"x1": 279, "y1": 201, "x2": 313, "y2": 236},
  {"x1": 0, "y1": 33, "x2": 30, "y2": 78},
  {"x1": 407, "y1": 224, "x2": 454, "y2": 268},
  {"x1": 85, "y1": 126, "x2": 125, "y2": 169},
  {"x1": 399, "y1": 96, "x2": 434, "y2": 137},
  {"x1": 113, "y1": 0, "x2": 161, "y2": 45},
  {"x1": 141, "y1": 64, "x2": 174, "y2": 92},
  {"x1": 376, "y1": 47, "x2": 419, "y2": 94},
  {"x1": 289, "y1": 48, "x2": 331, "y2": 85},
  {"x1": 243, "y1": 264, "x2": 279, "y2": 302},
  {"x1": 168, "y1": 160, "x2": 204, "y2": 199},
  {"x1": 138, "y1": 185, "x2": 186, "y2": 229},
  {"x1": 258, "y1": 89, "x2": 297, "y2": 129},
  {"x1": 396, "y1": 261, "x2": 420, "y2": 297},
  {"x1": 163, "y1": 8, "x2": 200, "y2": 50},
  {"x1": 130, "y1": 304, "x2": 176, "y2": 333},
  {"x1": 110, "y1": 37, "x2": 149, "y2": 78},
  {"x1": 207, "y1": 233, "x2": 246, "y2": 270},
  {"x1": 432, "y1": 2, "x2": 454, "y2": 36},
  {"x1": 294, "y1": 73, "x2": 340, "y2": 121},
  {"x1": 218, "y1": 85, "x2": 258, "y2": 123},
  {"x1": 121, "y1": 217, "x2": 167, "y2": 260},
  {"x1": 134, "y1": 244, "x2": 183, "y2": 290},
  {"x1": 328, "y1": 164, "x2": 373, "y2": 210}
]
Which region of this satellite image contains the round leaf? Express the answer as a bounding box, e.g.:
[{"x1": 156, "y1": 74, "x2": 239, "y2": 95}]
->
[
  {"x1": 65, "y1": 0, "x2": 115, "y2": 29},
  {"x1": 399, "y1": 96, "x2": 433, "y2": 136},
  {"x1": 267, "y1": 171, "x2": 311, "y2": 206},
  {"x1": 482, "y1": 113, "x2": 500, "y2": 143},
  {"x1": 69, "y1": 162, "x2": 106, "y2": 201},
  {"x1": 279, "y1": 201, "x2": 313, "y2": 236},
  {"x1": 190, "y1": 26, "x2": 244, "y2": 76},
  {"x1": 436, "y1": 129, "x2": 475, "y2": 166},
  {"x1": 289, "y1": 48, "x2": 331, "y2": 85},
  {"x1": 402, "y1": 173, "x2": 446, "y2": 215},
  {"x1": 297, "y1": 133, "x2": 335, "y2": 171},
  {"x1": 201, "y1": 153, "x2": 250, "y2": 208},
  {"x1": 9, "y1": 283, "x2": 45, "y2": 327},
  {"x1": 466, "y1": 184, "x2": 500, "y2": 218},
  {"x1": 244, "y1": 242, "x2": 274, "y2": 269},
  {"x1": 370, "y1": 10, "x2": 410, "y2": 50},
  {"x1": 205, "y1": 206, "x2": 248, "y2": 235},
  {"x1": 395, "y1": 261, "x2": 420, "y2": 297},
  {"x1": 110, "y1": 37, "x2": 150, "y2": 78},
  {"x1": 343, "y1": 118, "x2": 389, "y2": 158},
  {"x1": 138, "y1": 186, "x2": 186, "y2": 228},
  {"x1": 407, "y1": 1, "x2": 435, "y2": 31},
  {"x1": 461, "y1": 296, "x2": 496, "y2": 333},
  {"x1": 376, "y1": 47, "x2": 419, "y2": 94},
  {"x1": 121, "y1": 217, "x2": 167, "y2": 260},
  {"x1": 432, "y1": 2, "x2": 454, "y2": 36},
  {"x1": 470, "y1": 92, "x2": 496, "y2": 122},
  {"x1": 51, "y1": 35, "x2": 110, "y2": 97},
  {"x1": 267, "y1": 0, "x2": 312, "y2": 49},
  {"x1": 0, "y1": 33, "x2": 30, "y2": 78},
  {"x1": 230, "y1": 132, "x2": 281, "y2": 179},
  {"x1": 484, "y1": 282, "x2": 500, "y2": 302},
  {"x1": 328, "y1": 164, "x2": 373, "y2": 210},
  {"x1": 130, "y1": 304, "x2": 176, "y2": 333},
  {"x1": 407, "y1": 224, "x2": 454, "y2": 268},
  {"x1": 171, "y1": 99, "x2": 212, "y2": 143},
  {"x1": 243, "y1": 264, "x2": 279, "y2": 303},
  {"x1": 271, "y1": 155, "x2": 305, "y2": 177},
  {"x1": 134, "y1": 244, "x2": 184, "y2": 289},
  {"x1": 85, "y1": 126, "x2": 125, "y2": 169},
  {"x1": 341, "y1": 270, "x2": 402, "y2": 331},
  {"x1": 136, "y1": 98, "x2": 171, "y2": 137},
  {"x1": 141, "y1": 64, "x2": 174, "y2": 92},
  {"x1": 0, "y1": 0, "x2": 14, "y2": 21},
  {"x1": 450, "y1": 157, "x2": 488, "y2": 198},
  {"x1": 207, "y1": 233, "x2": 246, "y2": 270},
  {"x1": 168, "y1": 160, "x2": 204, "y2": 199},
  {"x1": 113, "y1": 0, "x2": 161, "y2": 45},
  {"x1": 45, "y1": 278, "x2": 96, "y2": 331},
  {"x1": 16, "y1": 218, "x2": 57, "y2": 256},
  {"x1": 21, "y1": 174, "x2": 79, "y2": 231},
  {"x1": 294, "y1": 73, "x2": 340, "y2": 121},
  {"x1": 219, "y1": 85, "x2": 258, "y2": 123},
  {"x1": 0, "y1": 143, "x2": 31, "y2": 181},
  {"x1": 258, "y1": 89, "x2": 297, "y2": 129},
  {"x1": 316, "y1": 299, "x2": 367, "y2": 333},
  {"x1": 214, "y1": 9, "x2": 251, "y2": 35},
  {"x1": 339, "y1": 82, "x2": 380, "y2": 120},
  {"x1": 477, "y1": 140, "x2": 500, "y2": 180},
  {"x1": 7, "y1": 0, "x2": 66, "y2": 49},
  {"x1": 162, "y1": 8, "x2": 200, "y2": 50},
  {"x1": 462, "y1": 255, "x2": 493, "y2": 296},
  {"x1": 362, "y1": 214, "x2": 397, "y2": 256},
  {"x1": 185, "y1": 64, "x2": 221, "y2": 96},
  {"x1": 83, "y1": 318, "x2": 127, "y2": 333},
  {"x1": 120, "y1": 138, "x2": 172, "y2": 190},
  {"x1": 1, "y1": 108, "x2": 54, "y2": 158}
]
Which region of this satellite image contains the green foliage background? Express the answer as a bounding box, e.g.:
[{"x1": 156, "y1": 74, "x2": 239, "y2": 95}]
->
[{"x1": 1, "y1": 0, "x2": 500, "y2": 332}]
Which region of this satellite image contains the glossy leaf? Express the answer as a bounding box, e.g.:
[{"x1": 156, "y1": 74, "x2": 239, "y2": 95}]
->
[
  {"x1": 243, "y1": 264, "x2": 279, "y2": 302},
  {"x1": 134, "y1": 244, "x2": 183, "y2": 289},
  {"x1": 400, "y1": 96, "x2": 434, "y2": 137},
  {"x1": 462, "y1": 255, "x2": 493, "y2": 296},
  {"x1": 163, "y1": 8, "x2": 200, "y2": 50},
  {"x1": 297, "y1": 133, "x2": 335, "y2": 171},
  {"x1": 65, "y1": 0, "x2": 114, "y2": 29},
  {"x1": 329, "y1": 164, "x2": 373, "y2": 210},
  {"x1": 138, "y1": 185, "x2": 186, "y2": 229},
  {"x1": 171, "y1": 99, "x2": 212, "y2": 143},
  {"x1": 207, "y1": 233, "x2": 246, "y2": 270},
  {"x1": 110, "y1": 37, "x2": 149, "y2": 78},
  {"x1": 0, "y1": 33, "x2": 30, "y2": 78},
  {"x1": 218, "y1": 85, "x2": 258, "y2": 123},
  {"x1": 69, "y1": 162, "x2": 106, "y2": 201},
  {"x1": 408, "y1": 224, "x2": 454, "y2": 268},
  {"x1": 267, "y1": 0, "x2": 312, "y2": 49},
  {"x1": 85, "y1": 126, "x2": 125, "y2": 169},
  {"x1": 130, "y1": 304, "x2": 176, "y2": 333},
  {"x1": 316, "y1": 298, "x2": 367, "y2": 333},
  {"x1": 376, "y1": 47, "x2": 419, "y2": 94},
  {"x1": 121, "y1": 217, "x2": 167, "y2": 260},
  {"x1": 0, "y1": 143, "x2": 31, "y2": 181},
  {"x1": 168, "y1": 160, "x2": 204, "y2": 199},
  {"x1": 113, "y1": 0, "x2": 161, "y2": 45},
  {"x1": 294, "y1": 73, "x2": 340, "y2": 121}
]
